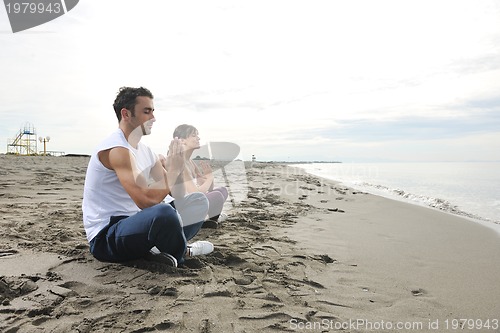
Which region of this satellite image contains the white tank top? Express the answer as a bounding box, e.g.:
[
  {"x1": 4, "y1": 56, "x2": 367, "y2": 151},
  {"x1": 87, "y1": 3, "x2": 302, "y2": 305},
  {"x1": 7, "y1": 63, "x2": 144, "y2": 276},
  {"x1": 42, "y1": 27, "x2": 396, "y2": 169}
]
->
[{"x1": 82, "y1": 129, "x2": 157, "y2": 241}]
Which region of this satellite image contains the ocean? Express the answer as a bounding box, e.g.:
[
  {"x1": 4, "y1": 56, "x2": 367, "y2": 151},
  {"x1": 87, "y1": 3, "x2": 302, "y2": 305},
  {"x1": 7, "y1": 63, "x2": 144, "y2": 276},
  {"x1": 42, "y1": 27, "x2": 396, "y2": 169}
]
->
[{"x1": 293, "y1": 162, "x2": 500, "y2": 231}]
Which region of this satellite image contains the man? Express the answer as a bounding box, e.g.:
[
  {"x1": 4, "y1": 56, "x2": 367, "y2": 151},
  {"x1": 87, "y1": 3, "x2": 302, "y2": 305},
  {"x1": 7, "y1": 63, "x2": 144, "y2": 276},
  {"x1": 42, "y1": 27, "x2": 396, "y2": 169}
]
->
[{"x1": 82, "y1": 86, "x2": 213, "y2": 267}]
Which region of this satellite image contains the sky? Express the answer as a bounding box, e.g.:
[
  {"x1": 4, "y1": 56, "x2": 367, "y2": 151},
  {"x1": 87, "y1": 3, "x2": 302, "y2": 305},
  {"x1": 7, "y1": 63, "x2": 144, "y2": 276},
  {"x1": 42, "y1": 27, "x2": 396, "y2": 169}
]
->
[{"x1": 1, "y1": 0, "x2": 500, "y2": 162}]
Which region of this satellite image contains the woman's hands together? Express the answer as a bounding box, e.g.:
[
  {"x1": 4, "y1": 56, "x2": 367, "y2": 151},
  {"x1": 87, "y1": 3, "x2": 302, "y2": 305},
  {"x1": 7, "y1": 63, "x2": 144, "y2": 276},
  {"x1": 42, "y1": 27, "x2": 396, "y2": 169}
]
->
[{"x1": 197, "y1": 161, "x2": 214, "y2": 185}]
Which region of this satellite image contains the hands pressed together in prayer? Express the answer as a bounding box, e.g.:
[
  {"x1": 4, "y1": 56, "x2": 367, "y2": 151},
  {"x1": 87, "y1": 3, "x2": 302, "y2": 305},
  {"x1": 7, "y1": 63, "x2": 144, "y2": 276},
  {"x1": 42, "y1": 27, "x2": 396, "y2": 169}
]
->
[
  {"x1": 159, "y1": 137, "x2": 185, "y2": 174},
  {"x1": 196, "y1": 161, "x2": 214, "y2": 187}
]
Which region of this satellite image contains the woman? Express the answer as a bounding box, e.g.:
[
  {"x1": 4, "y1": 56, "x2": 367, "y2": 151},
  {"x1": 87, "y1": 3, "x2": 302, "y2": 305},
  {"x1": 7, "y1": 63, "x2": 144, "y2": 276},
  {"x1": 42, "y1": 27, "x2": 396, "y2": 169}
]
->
[{"x1": 172, "y1": 124, "x2": 229, "y2": 227}]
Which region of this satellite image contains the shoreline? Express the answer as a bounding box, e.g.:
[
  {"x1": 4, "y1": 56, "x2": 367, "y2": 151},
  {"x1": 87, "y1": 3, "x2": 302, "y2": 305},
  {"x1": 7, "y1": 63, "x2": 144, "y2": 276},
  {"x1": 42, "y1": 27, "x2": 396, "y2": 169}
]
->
[
  {"x1": 1, "y1": 157, "x2": 499, "y2": 332},
  {"x1": 250, "y1": 163, "x2": 500, "y2": 329},
  {"x1": 290, "y1": 162, "x2": 500, "y2": 235}
]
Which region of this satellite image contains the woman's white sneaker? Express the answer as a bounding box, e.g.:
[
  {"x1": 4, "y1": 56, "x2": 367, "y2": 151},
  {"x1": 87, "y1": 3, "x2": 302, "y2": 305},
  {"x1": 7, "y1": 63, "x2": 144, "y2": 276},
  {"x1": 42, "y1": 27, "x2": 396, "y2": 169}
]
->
[
  {"x1": 187, "y1": 241, "x2": 214, "y2": 256},
  {"x1": 218, "y1": 212, "x2": 228, "y2": 222}
]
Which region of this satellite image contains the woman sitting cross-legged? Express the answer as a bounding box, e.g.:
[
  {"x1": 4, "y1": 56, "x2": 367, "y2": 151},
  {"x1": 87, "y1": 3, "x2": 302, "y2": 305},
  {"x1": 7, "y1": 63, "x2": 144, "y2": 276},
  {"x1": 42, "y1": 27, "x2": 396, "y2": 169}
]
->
[{"x1": 172, "y1": 124, "x2": 229, "y2": 228}]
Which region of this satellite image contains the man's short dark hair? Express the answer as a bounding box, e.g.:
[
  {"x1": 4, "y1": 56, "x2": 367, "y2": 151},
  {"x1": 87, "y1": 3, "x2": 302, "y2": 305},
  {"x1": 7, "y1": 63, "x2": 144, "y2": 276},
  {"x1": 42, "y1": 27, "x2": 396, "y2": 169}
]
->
[{"x1": 113, "y1": 86, "x2": 153, "y2": 121}]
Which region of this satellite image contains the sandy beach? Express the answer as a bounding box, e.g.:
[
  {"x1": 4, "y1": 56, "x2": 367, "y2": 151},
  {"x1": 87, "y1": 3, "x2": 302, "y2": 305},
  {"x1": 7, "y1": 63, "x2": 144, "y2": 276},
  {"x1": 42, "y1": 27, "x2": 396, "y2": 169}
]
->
[{"x1": 1, "y1": 155, "x2": 499, "y2": 332}]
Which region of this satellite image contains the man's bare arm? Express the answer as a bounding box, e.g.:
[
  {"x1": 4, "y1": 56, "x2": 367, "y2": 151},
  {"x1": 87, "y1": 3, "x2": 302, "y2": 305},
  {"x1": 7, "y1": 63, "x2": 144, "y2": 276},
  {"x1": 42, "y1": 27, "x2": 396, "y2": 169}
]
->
[{"x1": 104, "y1": 147, "x2": 170, "y2": 209}]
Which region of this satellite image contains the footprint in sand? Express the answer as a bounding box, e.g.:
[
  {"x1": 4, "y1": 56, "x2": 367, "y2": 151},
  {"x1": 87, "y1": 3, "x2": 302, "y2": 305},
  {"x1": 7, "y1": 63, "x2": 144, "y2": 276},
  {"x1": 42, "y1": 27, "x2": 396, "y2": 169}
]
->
[
  {"x1": 327, "y1": 208, "x2": 345, "y2": 213},
  {"x1": 234, "y1": 275, "x2": 256, "y2": 286},
  {"x1": 411, "y1": 288, "x2": 426, "y2": 296},
  {"x1": 0, "y1": 249, "x2": 18, "y2": 257}
]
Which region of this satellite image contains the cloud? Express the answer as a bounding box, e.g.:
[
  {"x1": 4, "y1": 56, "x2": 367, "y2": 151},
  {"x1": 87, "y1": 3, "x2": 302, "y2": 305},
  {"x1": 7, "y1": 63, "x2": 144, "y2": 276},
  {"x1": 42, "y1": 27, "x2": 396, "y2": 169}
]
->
[
  {"x1": 463, "y1": 95, "x2": 500, "y2": 110},
  {"x1": 449, "y1": 53, "x2": 500, "y2": 75},
  {"x1": 2, "y1": 0, "x2": 500, "y2": 162},
  {"x1": 308, "y1": 110, "x2": 500, "y2": 142}
]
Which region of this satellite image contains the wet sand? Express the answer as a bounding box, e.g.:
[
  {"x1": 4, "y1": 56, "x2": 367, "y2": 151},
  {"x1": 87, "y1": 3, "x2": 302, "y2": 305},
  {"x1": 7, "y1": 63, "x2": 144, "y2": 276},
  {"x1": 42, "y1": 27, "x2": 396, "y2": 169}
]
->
[{"x1": 1, "y1": 155, "x2": 499, "y2": 332}]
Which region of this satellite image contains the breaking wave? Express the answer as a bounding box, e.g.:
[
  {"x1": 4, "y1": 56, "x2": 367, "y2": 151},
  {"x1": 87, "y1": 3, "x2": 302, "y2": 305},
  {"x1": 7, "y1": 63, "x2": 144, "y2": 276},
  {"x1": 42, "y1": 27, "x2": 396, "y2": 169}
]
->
[{"x1": 355, "y1": 182, "x2": 497, "y2": 224}]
